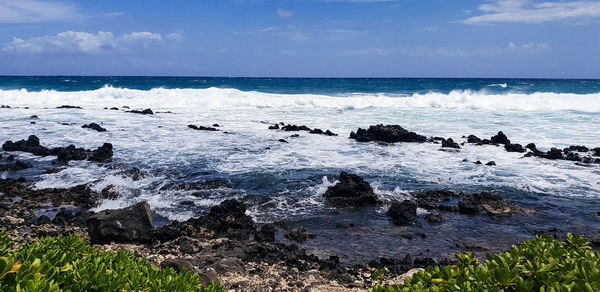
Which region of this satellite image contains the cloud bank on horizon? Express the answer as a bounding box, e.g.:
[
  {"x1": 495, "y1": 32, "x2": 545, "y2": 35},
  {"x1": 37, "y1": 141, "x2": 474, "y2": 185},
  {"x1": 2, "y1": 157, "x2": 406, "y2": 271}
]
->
[{"x1": 0, "y1": 0, "x2": 598, "y2": 77}]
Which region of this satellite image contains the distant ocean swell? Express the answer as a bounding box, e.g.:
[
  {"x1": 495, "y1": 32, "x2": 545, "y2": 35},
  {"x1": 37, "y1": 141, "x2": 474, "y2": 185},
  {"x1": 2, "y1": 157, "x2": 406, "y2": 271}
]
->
[{"x1": 1, "y1": 86, "x2": 600, "y2": 112}]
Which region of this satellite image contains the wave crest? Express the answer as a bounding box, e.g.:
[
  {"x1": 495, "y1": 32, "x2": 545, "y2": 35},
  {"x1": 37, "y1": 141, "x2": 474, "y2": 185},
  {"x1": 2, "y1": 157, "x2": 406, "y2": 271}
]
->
[{"x1": 1, "y1": 86, "x2": 599, "y2": 112}]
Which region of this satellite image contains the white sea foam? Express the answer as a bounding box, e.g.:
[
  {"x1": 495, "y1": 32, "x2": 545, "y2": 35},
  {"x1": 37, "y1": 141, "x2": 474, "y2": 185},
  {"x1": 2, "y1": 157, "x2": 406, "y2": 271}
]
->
[
  {"x1": 1, "y1": 86, "x2": 600, "y2": 112},
  {"x1": 2, "y1": 86, "x2": 600, "y2": 222}
]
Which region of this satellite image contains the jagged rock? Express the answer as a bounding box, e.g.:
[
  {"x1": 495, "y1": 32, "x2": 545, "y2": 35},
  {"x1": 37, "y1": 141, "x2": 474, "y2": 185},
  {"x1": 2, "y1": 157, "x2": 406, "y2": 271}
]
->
[
  {"x1": 323, "y1": 172, "x2": 378, "y2": 207},
  {"x1": 387, "y1": 200, "x2": 417, "y2": 226},
  {"x1": 2, "y1": 136, "x2": 112, "y2": 163},
  {"x1": 442, "y1": 138, "x2": 460, "y2": 149},
  {"x1": 504, "y1": 143, "x2": 525, "y2": 153},
  {"x1": 88, "y1": 143, "x2": 113, "y2": 162},
  {"x1": 56, "y1": 145, "x2": 88, "y2": 162},
  {"x1": 525, "y1": 143, "x2": 537, "y2": 151},
  {"x1": 82, "y1": 123, "x2": 107, "y2": 132},
  {"x1": 490, "y1": 131, "x2": 510, "y2": 145},
  {"x1": 278, "y1": 139, "x2": 288, "y2": 143},
  {"x1": 350, "y1": 124, "x2": 427, "y2": 143},
  {"x1": 485, "y1": 161, "x2": 496, "y2": 166},
  {"x1": 188, "y1": 124, "x2": 219, "y2": 131},
  {"x1": 202, "y1": 199, "x2": 256, "y2": 240},
  {"x1": 86, "y1": 201, "x2": 154, "y2": 244}
]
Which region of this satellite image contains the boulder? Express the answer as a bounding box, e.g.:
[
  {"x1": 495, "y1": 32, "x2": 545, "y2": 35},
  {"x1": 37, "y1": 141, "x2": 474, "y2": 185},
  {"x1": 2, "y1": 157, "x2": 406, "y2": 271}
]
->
[
  {"x1": 504, "y1": 143, "x2": 525, "y2": 153},
  {"x1": 442, "y1": 138, "x2": 460, "y2": 149},
  {"x1": 323, "y1": 172, "x2": 378, "y2": 206},
  {"x1": 490, "y1": 131, "x2": 510, "y2": 145},
  {"x1": 127, "y1": 108, "x2": 153, "y2": 115},
  {"x1": 188, "y1": 124, "x2": 219, "y2": 131},
  {"x1": 88, "y1": 143, "x2": 113, "y2": 162},
  {"x1": 387, "y1": 200, "x2": 417, "y2": 226},
  {"x1": 202, "y1": 199, "x2": 256, "y2": 240},
  {"x1": 86, "y1": 201, "x2": 153, "y2": 244},
  {"x1": 82, "y1": 123, "x2": 107, "y2": 132},
  {"x1": 467, "y1": 135, "x2": 481, "y2": 143},
  {"x1": 56, "y1": 145, "x2": 88, "y2": 162},
  {"x1": 349, "y1": 124, "x2": 427, "y2": 143}
]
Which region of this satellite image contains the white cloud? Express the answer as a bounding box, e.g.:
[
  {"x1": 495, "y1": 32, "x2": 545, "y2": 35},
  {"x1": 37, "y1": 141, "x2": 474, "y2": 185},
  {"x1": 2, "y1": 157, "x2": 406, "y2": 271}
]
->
[
  {"x1": 508, "y1": 41, "x2": 551, "y2": 51},
  {"x1": 120, "y1": 31, "x2": 163, "y2": 42},
  {"x1": 166, "y1": 32, "x2": 183, "y2": 41},
  {"x1": 0, "y1": 0, "x2": 83, "y2": 23},
  {"x1": 276, "y1": 8, "x2": 294, "y2": 17},
  {"x1": 464, "y1": 0, "x2": 600, "y2": 24},
  {"x1": 2, "y1": 30, "x2": 179, "y2": 54}
]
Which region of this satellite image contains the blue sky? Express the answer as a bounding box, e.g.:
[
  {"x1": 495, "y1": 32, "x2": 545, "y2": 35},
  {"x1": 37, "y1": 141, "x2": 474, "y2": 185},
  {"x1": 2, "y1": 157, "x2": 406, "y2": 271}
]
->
[{"x1": 0, "y1": 0, "x2": 599, "y2": 77}]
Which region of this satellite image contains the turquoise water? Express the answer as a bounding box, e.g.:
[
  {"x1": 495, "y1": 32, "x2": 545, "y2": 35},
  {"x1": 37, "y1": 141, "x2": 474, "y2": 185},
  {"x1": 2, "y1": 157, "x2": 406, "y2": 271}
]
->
[{"x1": 1, "y1": 76, "x2": 599, "y2": 261}]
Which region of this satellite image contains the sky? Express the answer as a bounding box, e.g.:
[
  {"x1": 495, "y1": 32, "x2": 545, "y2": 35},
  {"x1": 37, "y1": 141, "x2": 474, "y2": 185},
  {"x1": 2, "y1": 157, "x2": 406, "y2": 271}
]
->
[{"x1": 0, "y1": 0, "x2": 599, "y2": 78}]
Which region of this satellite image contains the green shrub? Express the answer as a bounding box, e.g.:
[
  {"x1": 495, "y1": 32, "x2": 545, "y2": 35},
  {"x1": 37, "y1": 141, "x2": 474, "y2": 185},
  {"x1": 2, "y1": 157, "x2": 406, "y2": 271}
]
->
[
  {"x1": 371, "y1": 234, "x2": 600, "y2": 292},
  {"x1": 0, "y1": 233, "x2": 224, "y2": 291}
]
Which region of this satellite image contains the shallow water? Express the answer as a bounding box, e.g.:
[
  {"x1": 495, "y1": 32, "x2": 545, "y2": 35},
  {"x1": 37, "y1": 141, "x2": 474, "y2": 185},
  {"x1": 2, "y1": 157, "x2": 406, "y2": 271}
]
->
[{"x1": 1, "y1": 77, "x2": 599, "y2": 262}]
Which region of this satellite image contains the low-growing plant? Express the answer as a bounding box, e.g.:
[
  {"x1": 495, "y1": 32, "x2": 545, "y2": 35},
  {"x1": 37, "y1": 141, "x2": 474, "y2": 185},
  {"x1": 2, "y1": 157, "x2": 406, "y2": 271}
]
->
[
  {"x1": 0, "y1": 233, "x2": 224, "y2": 291},
  {"x1": 371, "y1": 234, "x2": 600, "y2": 292}
]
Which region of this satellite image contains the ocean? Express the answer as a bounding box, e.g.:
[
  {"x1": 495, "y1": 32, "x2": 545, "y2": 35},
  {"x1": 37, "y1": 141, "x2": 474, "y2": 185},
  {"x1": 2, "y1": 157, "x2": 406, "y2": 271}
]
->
[{"x1": 1, "y1": 76, "x2": 599, "y2": 262}]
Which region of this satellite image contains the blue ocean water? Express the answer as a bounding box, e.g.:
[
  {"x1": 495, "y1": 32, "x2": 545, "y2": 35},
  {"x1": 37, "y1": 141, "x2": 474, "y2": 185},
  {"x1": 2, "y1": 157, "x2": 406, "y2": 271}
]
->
[
  {"x1": 1, "y1": 76, "x2": 599, "y2": 261},
  {"x1": 1, "y1": 76, "x2": 600, "y2": 95}
]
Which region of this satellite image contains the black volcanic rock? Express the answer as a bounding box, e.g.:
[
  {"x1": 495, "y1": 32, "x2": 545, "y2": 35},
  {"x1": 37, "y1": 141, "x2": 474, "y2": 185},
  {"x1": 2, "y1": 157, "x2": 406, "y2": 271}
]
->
[
  {"x1": 467, "y1": 135, "x2": 481, "y2": 143},
  {"x1": 323, "y1": 172, "x2": 378, "y2": 207},
  {"x1": 490, "y1": 131, "x2": 510, "y2": 145},
  {"x1": 86, "y1": 201, "x2": 154, "y2": 244},
  {"x1": 2, "y1": 135, "x2": 54, "y2": 156},
  {"x1": 504, "y1": 143, "x2": 525, "y2": 153},
  {"x1": 88, "y1": 143, "x2": 113, "y2": 162},
  {"x1": 57, "y1": 105, "x2": 82, "y2": 109},
  {"x1": 2, "y1": 135, "x2": 112, "y2": 163},
  {"x1": 188, "y1": 124, "x2": 219, "y2": 131},
  {"x1": 82, "y1": 123, "x2": 107, "y2": 132},
  {"x1": 386, "y1": 200, "x2": 417, "y2": 226},
  {"x1": 442, "y1": 138, "x2": 460, "y2": 149},
  {"x1": 349, "y1": 124, "x2": 427, "y2": 143},
  {"x1": 127, "y1": 108, "x2": 153, "y2": 115},
  {"x1": 525, "y1": 143, "x2": 537, "y2": 151}
]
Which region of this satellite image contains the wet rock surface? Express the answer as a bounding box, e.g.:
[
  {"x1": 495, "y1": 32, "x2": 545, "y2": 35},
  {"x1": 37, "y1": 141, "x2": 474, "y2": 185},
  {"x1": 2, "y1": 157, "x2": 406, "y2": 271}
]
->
[
  {"x1": 350, "y1": 124, "x2": 427, "y2": 143},
  {"x1": 87, "y1": 202, "x2": 154, "y2": 244},
  {"x1": 387, "y1": 200, "x2": 417, "y2": 226},
  {"x1": 56, "y1": 105, "x2": 83, "y2": 109},
  {"x1": 2, "y1": 135, "x2": 112, "y2": 163},
  {"x1": 268, "y1": 122, "x2": 338, "y2": 136},
  {"x1": 81, "y1": 122, "x2": 107, "y2": 132},
  {"x1": 465, "y1": 131, "x2": 600, "y2": 164},
  {"x1": 323, "y1": 172, "x2": 378, "y2": 207},
  {"x1": 188, "y1": 124, "x2": 219, "y2": 131},
  {"x1": 127, "y1": 108, "x2": 154, "y2": 115}
]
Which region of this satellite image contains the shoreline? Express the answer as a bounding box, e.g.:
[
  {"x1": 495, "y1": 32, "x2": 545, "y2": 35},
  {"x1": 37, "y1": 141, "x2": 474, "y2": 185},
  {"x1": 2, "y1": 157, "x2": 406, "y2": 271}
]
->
[{"x1": 1, "y1": 173, "x2": 598, "y2": 291}]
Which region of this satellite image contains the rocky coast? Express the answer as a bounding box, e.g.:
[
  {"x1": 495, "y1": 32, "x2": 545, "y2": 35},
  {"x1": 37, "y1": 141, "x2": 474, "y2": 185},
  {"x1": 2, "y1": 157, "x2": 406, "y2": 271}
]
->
[{"x1": 2, "y1": 123, "x2": 600, "y2": 291}]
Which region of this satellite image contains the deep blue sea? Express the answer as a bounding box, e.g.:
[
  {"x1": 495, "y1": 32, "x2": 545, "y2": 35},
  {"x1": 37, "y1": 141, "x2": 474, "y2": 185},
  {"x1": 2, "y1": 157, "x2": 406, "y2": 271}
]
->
[{"x1": 1, "y1": 76, "x2": 599, "y2": 262}]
